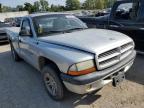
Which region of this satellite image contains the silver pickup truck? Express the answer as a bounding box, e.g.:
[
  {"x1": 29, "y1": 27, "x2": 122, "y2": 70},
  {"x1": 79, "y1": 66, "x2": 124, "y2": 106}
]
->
[{"x1": 6, "y1": 13, "x2": 136, "y2": 100}]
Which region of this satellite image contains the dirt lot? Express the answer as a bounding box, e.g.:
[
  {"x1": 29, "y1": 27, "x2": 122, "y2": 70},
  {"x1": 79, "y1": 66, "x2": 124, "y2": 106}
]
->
[{"x1": 0, "y1": 44, "x2": 144, "y2": 108}]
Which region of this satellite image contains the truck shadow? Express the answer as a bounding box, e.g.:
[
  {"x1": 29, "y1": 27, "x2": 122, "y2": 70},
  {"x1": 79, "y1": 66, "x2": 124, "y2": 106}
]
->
[
  {"x1": 61, "y1": 91, "x2": 101, "y2": 108},
  {"x1": 126, "y1": 54, "x2": 144, "y2": 85}
]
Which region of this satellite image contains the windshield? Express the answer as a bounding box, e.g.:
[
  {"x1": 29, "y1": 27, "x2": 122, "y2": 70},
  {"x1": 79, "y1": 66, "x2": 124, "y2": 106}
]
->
[{"x1": 33, "y1": 15, "x2": 88, "y2": 37}]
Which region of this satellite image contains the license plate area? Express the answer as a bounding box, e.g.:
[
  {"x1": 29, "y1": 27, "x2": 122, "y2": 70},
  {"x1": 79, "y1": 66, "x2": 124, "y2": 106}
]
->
[{"x1": 112, "y1": 72, "x2": 125, "y2": 87}]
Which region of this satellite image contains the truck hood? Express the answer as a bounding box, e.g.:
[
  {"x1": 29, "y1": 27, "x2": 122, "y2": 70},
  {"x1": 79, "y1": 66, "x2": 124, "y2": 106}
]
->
[
  {"x1": 38, "y1": 29, "x2": 133, "y2": 54},
  {"x1": 95, "y1": 14, "x2": 109, "y2": 20}
]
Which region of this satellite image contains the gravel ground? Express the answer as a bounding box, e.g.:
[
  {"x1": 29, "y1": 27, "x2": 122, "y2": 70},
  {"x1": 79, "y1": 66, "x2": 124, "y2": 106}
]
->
[{"x1": 0, "y1": 44, "x2": 144, "y2": 108}]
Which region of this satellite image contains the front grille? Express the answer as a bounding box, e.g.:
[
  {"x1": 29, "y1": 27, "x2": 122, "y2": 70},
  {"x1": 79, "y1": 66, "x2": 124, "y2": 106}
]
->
[{"x1": 97, "y1": 42, "x2": 134, "y2": 70}]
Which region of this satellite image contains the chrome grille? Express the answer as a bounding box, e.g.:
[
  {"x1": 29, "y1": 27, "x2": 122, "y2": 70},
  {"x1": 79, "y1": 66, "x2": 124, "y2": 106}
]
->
[{"x1": 97, "y1": 42, "x2": 134, "y2": 70}]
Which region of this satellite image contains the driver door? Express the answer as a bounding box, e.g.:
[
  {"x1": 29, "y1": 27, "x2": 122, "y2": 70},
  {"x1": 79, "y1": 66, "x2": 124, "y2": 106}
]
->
[{"x1": 19, "y1": 19, "x2": 38, "y2": 67}]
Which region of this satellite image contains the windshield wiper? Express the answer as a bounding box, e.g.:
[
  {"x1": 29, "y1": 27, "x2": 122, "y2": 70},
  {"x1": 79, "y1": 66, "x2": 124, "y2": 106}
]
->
[
  {"x1": 48, "y1": 30, "x2": 63, "y2": 33},
  {"x1": 65, "y1": 28, "x2": 87, "y2": 33},
  {"x1": 46, "y1": 30, "x2": 65, "y2": 34},
  {"x1": 40, "y1": 30, "x2": 64, "y2": 36},
  {"x1": 41, "y1": 28, "x2": 87, "y2": 36}
]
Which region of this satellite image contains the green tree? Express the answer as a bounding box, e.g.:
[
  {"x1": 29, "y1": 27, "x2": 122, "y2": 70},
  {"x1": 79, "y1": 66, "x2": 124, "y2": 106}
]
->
[
  {"x1": 83, "y1": 0, "x2": 115, "y2": 10},
  {"x1": 83, "y1": 0, "x2": 99, "y2": 10},
  {"x1": 24, "y1": 2, "x2": 34, "y2": 13},
  {"x1": 96, "y1": 0, "x2": 104, "y2": 9},
  {"x1": 33, "y1": 1, "x2": 40, "y2": 12},
  {"x1": 40, "y1": 0, "x2": 49, "y2": 11},
  {"x1": 16, "y1": 5, "x2": 24, "y2": 11},
  {"x1": 66, "y1": 0, "x2": 80, "y2": 10},
  {"x1": 2, "y1": 6, "x2": 14, "y2": 12},
  {"x1": 50, "y1": 4, "x2": 65, "y2": 12},
  {"x1": 104, "y1": 0, "x2": 116, "y2": 8}
]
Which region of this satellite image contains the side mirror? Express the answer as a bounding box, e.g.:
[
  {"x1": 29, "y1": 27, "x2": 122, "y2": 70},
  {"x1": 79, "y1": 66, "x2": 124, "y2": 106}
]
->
[{"x1": 19, "y1": 27, "x2": 32, "y2": 36}]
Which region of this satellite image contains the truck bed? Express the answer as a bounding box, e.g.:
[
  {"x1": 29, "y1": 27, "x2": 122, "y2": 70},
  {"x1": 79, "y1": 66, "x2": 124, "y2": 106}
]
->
[{"x1": 5, "y1": 27, "x2": 20, "y2": 38}]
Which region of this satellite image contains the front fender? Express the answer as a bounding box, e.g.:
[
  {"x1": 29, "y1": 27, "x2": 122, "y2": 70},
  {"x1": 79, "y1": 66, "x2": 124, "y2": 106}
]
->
[{"x1": 37, "y1": 42, "x2": 94, "y2": 73}]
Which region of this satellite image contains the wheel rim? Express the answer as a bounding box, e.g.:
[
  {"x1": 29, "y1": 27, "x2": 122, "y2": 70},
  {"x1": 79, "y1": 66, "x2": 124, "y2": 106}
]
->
[{"x1": 44, "y1": 73, "x2": 57, "y2": 96}]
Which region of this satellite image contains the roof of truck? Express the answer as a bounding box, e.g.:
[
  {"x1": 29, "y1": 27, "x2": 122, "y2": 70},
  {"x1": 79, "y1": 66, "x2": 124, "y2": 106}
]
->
[{"x1": 28, "y1": 12, "x2": 70, "y2": 18}]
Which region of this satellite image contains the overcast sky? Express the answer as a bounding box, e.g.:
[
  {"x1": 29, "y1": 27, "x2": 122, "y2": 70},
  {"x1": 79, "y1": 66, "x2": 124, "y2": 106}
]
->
[{"x1": 0, "y1": 0, "x2": 86, "y2": 7}]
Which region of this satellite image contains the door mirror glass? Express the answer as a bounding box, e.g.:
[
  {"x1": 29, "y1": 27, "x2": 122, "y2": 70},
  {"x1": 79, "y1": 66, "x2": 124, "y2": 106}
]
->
[
  {"x1": 20, "y1": 28, "x2": 31, "y2": 36},
  {"x1": 20, "y1": 19, "x2": 32, "y2": 36}
]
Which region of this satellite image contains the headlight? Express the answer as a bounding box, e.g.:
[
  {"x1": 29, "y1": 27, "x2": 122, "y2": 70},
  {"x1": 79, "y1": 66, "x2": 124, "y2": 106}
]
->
[{"x1": 67, "y1": 60, "x2": 96, "y2": 76}]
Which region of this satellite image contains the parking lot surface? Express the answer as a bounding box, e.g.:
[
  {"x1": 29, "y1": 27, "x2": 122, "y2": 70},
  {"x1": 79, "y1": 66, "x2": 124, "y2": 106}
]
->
[{"x1": 0, "y1": 44, "x2": 144, "y2": 108}]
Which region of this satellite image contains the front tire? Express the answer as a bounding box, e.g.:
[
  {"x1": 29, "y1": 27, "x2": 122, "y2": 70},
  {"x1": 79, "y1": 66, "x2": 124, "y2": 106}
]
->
[
  {"x1": 42, "y1": 65, "x2": 64, "y2": 100},
  {"x1": 10, "y1": 42, "x2": 21, "y2": 61}
]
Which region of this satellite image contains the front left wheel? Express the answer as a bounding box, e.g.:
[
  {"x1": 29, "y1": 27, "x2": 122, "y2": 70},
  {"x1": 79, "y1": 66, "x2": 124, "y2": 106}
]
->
[{"x1": 42, "y1": 65, "x2": 64, "y2": 100}]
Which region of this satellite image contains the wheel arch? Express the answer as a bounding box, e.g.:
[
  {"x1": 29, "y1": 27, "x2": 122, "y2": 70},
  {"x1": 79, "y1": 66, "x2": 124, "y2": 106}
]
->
[{"x1": 38, "y1": 56, "x2": 61, "y2": 75}]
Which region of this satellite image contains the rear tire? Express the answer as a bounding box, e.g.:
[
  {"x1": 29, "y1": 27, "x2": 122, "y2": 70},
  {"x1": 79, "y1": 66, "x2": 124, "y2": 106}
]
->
[
  {"x1": 10, "y1": 42, "x2": 21, "y2": 61},
  {"x1": 42, "y1": 65, "x2": 64, "y2": 100}
]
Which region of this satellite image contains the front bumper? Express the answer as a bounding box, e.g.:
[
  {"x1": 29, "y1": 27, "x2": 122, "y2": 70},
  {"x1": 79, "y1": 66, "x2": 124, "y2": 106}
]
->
[{"x1": 61, "y1": 51, "x2": 136, "y2": 94}]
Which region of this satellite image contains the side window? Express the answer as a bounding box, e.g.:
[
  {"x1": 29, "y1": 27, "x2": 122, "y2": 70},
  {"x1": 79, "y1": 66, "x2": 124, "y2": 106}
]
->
[
  {"x1": 114, "y1": 3, "x2": 133, "y2": 20},
  {"x1": 20, "y1": 19, "x2": 32, "y2": 36}
]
